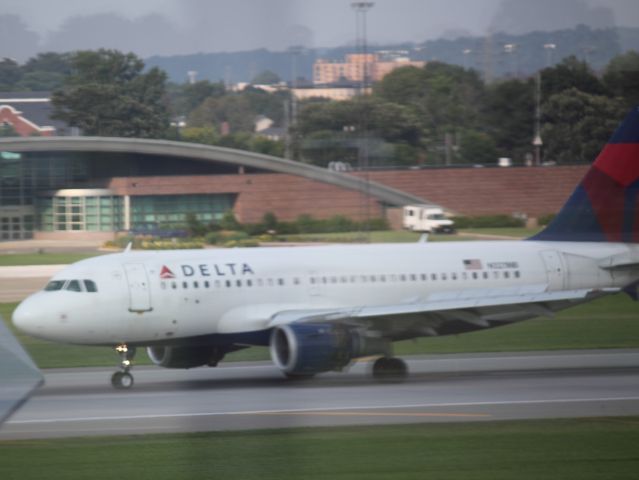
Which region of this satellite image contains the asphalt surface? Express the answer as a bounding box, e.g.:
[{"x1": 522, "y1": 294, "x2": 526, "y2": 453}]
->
[{"x1": 1, "y1": 350, "x2": 638, "y2": 440}]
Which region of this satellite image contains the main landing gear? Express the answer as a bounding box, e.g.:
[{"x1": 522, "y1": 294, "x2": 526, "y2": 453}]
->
[
  {"x1": 372, "y1": 356, "x2": 408, "y2": 382},
  {"x1": 112, "y1": 344, "x2": 136, "y2": 389}
]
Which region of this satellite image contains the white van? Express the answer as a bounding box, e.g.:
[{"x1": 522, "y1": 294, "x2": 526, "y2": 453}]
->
[{"x1": 402, "y1": 205, "x2": 455, "y2": 233}]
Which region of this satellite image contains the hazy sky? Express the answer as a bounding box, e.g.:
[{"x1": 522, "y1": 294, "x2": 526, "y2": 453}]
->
[{"x1": 2, "y1": 0, "x2": 639, "y2": 60}]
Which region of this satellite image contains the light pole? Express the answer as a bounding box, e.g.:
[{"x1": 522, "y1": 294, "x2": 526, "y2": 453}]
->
[
  {"x1": 533, "y1": 71, "x2": 543, "y2": 166},
  {"x1": 463, "y1": 49, "x2": 472, "y2": 70},
  {"x1": 351, "y1": 2, "x2": 374, "y2": 90},
  {"x1": 503, "y1": 43, "x2": 518, "y2": 77},
  {"x1": 351, "y1": 2, "x2": 374, "y2": 235},
  {"x1": 543, "y1": 43, "x2": 556, "y2": 67}
]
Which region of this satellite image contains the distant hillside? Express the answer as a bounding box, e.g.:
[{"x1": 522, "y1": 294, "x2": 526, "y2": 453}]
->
[{"x1": 146, "y1": 25, "x2": 639, "y2": 84}]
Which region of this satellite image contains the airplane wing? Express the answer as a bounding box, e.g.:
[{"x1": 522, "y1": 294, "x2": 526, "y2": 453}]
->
[
  {"x1": 267, "y1": 285, "x2": 619, "y2": 340},
  {"x1": 0, "y1": 314, "x2": 44, "y2": 426}
]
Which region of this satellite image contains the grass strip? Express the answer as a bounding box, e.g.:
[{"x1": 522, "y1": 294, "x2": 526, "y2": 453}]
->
[
  {"x1": 2, "y1": 293, "x2": 639, "y2": 369},
  {"x1": 1, "y1": 417, "x2": 638, "y2": 479}
]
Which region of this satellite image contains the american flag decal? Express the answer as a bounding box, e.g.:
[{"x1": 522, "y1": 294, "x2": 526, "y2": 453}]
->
[{"x1": 463, "y1": 259, "x2": 482, "y2": 270}]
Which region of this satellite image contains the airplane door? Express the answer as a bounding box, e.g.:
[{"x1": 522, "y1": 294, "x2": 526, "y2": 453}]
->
[
  {"x1": 540, "y1": 250, "x2": 566, "y2": 291},
  {"x1": 124, "y1": 264, "x2": 152, "y2": 312}
]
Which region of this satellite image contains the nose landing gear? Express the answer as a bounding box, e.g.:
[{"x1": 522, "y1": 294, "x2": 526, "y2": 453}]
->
[{"x1": 111, "y1": 344, "x2": 136, "y2": 389}]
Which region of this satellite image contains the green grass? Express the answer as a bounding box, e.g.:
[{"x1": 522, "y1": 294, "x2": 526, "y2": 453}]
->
[
  {"x1": 277, "y1": 230, "x2": 475, "y2": 243},
  {"x1": 459, "y1": 226, "x2": 542, "y2": 238},
  {"x1": 0, "y1": 252, "x2": 102, "y2": 266},
  {"x1": 1, "y1": 418, "x2": 638, "y2": 479},
  {"x1": 3, "y1": 293, "x2": 638, "y2": 369}
]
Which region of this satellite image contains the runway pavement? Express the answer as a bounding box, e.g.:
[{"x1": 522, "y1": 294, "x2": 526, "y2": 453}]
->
[{"x1": 1, "y1": 349, "x2": 638, "y2": 440}]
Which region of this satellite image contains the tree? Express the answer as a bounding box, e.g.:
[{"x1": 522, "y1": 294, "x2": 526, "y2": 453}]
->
[
  {"x1": 0, "y1": 58, "x2": 22, "y2": 90},
  {"x1": 188, "y1": 95, "x2": 254, "y2": 133},
  {"x1": 541, "y1": 88, "x2": 627, "y2": 164},
  {"x1": 169, "y1": 80, "x2": 226, "y2": 116},
  {"x1": 483, "y1": 78, "x2": 535, "y2": 161},
  {"x1": 540, "y1": 55, "x2": 606, "y2": 99},
  {"x1": 602, "y1": 50, "x2": 639, "y2": 108},
  {"x1": 51, "y1": 49, "x2": 170, "y2": 138},
  {"x1": 457, "y1": 130, "x2": 499, "y2": 164},
  {"x1": 251, "y1": 70, "x2": 281, "y2": 84}
]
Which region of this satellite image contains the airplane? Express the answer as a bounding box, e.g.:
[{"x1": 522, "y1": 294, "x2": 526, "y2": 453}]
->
[{"x1": 12, "y1": 106, "x2": 639, "y2": 390}]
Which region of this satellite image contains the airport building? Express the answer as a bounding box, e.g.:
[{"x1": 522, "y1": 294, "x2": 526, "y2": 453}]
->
[
  {"x1": 0, "y1": 135, "x2": 587, "y2": 242},
  {"x1": 0, "y1": 93, "x2": 585, "y2": 242}
]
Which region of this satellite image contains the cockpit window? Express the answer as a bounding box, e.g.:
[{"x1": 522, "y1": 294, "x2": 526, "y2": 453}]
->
[
  {"x1": 84, "y1": 280, "x2": 98, "y2": 292},
  {"x1": 44, "y1": 280, "x2": 66, "y2": 291},
  {"x1": 65, "y1": 280, "x2": 82, "y2": 292}
]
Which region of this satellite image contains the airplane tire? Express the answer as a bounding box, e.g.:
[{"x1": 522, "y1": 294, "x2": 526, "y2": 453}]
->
[
  {"x1": 111, "y1": 371, "x2": 134, "y2": 389},
  {"x1": 372, "y1": 357, "x2": 408, "y2": 382}
]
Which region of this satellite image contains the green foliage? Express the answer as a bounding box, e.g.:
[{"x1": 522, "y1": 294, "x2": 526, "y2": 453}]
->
[
  {"x1": 541, "y1": 88, "x2": 627, "y2": 164},
  {"x1": 0, "y1": 57, "x2": 22, "y2": 90},
  {"x1": 51, "y1": 49, "x2": 170, "y2": 138},
  {"x1": 185, "y1": 212, "x2": 207, "y2": 237},
  {"x1": 602, "y1": 50, "x2": 639, "y2": 108},
  {"x1": 188, "y1": 94, "x2": 254, "y2": 132},
  {"x1": 251, "y1": 69, "x2": 281, "y2": 84},
  {"x1": 0, "y1": 123, "x2": 18, "y2": 137},
  {"x1": 219, "y1": 210, "x2": 242, "y2": 230},
  {"x1": 540, "y1": 55, "x2": 606, "y2": 99},
  {"x1": 205, "y1": 230, "x2": 250, "y2": 245},
  {"x1": 452, "y1": 215, "x2": 525, "y2": 229},
  {"x1": 483, "y1": 78, "x2": 535, "y2": 161},
  {"x1": 456, "y1": 130, "x2": 499, "y2": 164},
  {"x1": 537, "y1": 213, "x2": 556, "y2": 226}
]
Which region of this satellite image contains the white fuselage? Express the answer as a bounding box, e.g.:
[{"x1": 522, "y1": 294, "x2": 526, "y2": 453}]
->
[{"x1": 12, "y1": 241, "x2": 639, "y2": 346}]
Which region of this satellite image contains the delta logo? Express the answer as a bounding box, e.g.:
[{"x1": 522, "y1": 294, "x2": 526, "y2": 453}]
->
[{"x1": 160, "y1": 266, "x2": 175, "y2": 279}]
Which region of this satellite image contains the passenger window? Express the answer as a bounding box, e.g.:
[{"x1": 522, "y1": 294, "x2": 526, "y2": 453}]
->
[
  {"x1": 247, "y1": 279, "x2": 253, "y2": 287},
  {"x1": 171, "y1": 281, "x2": 177, "y2": 289},
  {"x1": 420, "y1": 274, "x2": 427, "y2": 281},
  {"x1": 515, "y1": 271, "x2": 521, "y2": 278},
  {"x1": 410, "y1": 274, "x2": 417, "y2": 281},
  {"x1": 451, "y1": 273, "x2": 457, "y2": 280},
  {"x1": 483, "y1": 272, "x2": 489, "y2": 279},
  {"x1": 504, "y1": 271, "x2": 510, "y2": 279},
  {"x1": 83, "y1": 280, "x2": 98, "y2": 292},
  {"x1": 204, "y1": 281, "x2": 210, "y2": 288},
  {"x1": 226, "y1": 280, "x2": 232, "y2": 288},
  {"x1": 472, "y1": 272, "x2": 478, "y2": 280},
  {"x1": 441, "y1": 273, "x2": 447, "y2": 281},
  {"x1": 182, "y1": 281, "x2": 188, "y2": 289},
  {"x1": 236, "y1": 280, "x2": 242, "y2": 287},
  {"x1": 278, "y1": 279, "x2": 284, "y2": 286},
  {"x1": 193, "y1": 281, "x2": 199, "y2": 288},
  {"x1": 66, "y1": 280, "x2": 82, "y2": 292},
  {"x1": 45, "y1": 280, "x2": 66, "y2": 291},
  {"x1": 431, "y1": 274, "x2": 437, "y2": 281}
]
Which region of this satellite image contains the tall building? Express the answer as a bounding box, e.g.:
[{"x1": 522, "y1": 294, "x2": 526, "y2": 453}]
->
[{"x1": 313, "y1": 53, "x2": 425, "y2": 85}]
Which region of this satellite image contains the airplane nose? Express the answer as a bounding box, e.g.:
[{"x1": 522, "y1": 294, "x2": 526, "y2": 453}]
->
[{"x1": 12, "y1": 297, "x2": 42, "y2": 336}]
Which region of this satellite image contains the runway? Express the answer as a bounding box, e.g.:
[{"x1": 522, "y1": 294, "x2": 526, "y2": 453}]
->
[{"x1": 1, "y1": 349, "x2": 638, "y2": 440}]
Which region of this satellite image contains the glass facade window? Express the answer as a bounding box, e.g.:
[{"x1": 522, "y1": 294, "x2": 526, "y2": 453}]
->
[
  {"x1": 130, "y1": 194, "x2": 234, "y2": 230},
  {"x1": 36, "y1": 194, "x2": 123, "y2": 232}
]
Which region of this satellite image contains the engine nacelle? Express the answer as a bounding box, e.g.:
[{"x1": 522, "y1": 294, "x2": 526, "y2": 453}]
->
[
  {"x1": 269, "y1": 323, "x2": 387, "y2": 376},
  {"x1": 146, "y1": 345, "x2": 223, "y2": 369}
]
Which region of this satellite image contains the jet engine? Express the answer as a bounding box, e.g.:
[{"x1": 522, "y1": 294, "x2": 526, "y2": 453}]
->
[
  {"x1": 269, "y1": 323, "x2": 387, "y2": 376},
  {"x1": 146, "y1": 345, "x2": 224, "y2": 369}
]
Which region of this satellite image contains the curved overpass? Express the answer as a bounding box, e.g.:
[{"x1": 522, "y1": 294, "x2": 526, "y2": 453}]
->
[{"x1": 0, "y1": 136, "x2": 431, "y2": 207}]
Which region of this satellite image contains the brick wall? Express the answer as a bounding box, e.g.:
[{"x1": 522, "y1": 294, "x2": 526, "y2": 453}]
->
[{"x1": 107, "y1": 165, "x2": 588, "y2": 224}]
